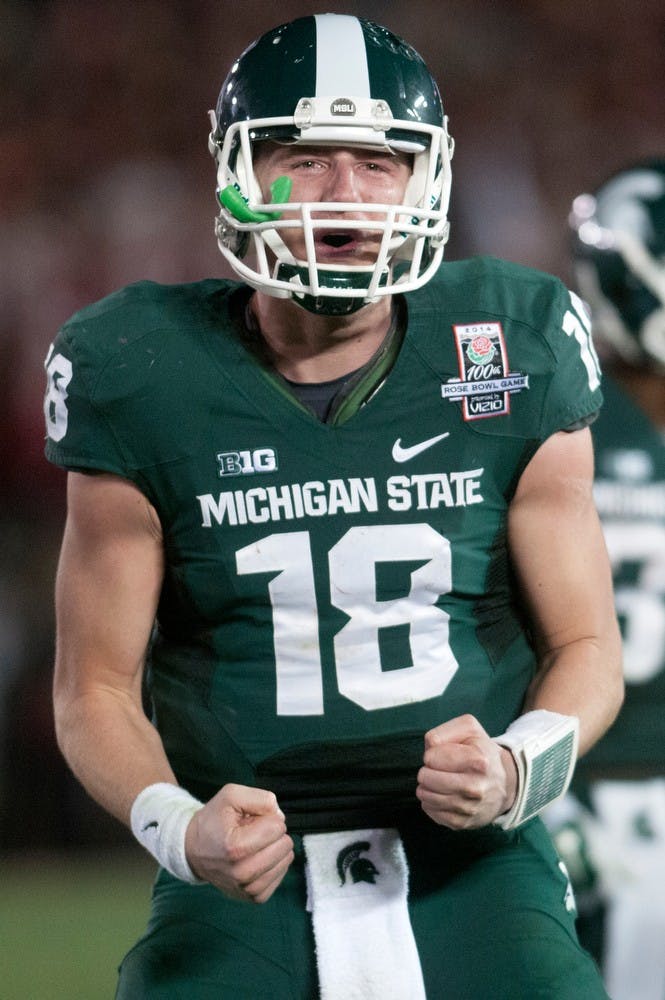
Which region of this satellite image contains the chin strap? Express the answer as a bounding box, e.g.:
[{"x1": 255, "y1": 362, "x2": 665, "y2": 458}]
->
[{"x1": 493, "y1": 710, "x2": 580, "y2": 830}]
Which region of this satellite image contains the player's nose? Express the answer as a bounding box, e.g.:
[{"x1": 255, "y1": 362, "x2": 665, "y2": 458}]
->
[{"x1": 322, "y1": 159, "x2": 362, "y2": 203}]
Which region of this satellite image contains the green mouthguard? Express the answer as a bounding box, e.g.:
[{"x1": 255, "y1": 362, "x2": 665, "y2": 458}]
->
[{"x1": 217, "y1": 176, "x2": 292, "y2": 223}]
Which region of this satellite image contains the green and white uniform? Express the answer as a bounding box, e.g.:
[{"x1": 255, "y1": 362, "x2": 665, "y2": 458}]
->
[
  {"x1": 581, "y1": 377, "x2": 665, "y2": 776},
  {"x1": 45, "y1": 257, "x2": 608, "y2": 998},
  {"x1": 561, "y1": 377, "x2": 665, "y2": 1000}
]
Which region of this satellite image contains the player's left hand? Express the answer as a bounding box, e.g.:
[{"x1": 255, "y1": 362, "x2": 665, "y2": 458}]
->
[{"x1": 416, "y1": 714, "x2": 518, "y2": 829}]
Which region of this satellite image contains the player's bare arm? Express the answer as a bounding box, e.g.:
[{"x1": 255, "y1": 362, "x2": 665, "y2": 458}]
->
[
  {"x1": 417, "y1": 427, "x2": 623, "y2": 829},
  {"x1": 53, "y1": 471, "x2": 173, "y2": 822},
  {"x1": 54, "y1": 471, "x2": 293, "y2": 898},
  {"x1": 508, "y1": 426, "x2": 623, "y2": 742}
]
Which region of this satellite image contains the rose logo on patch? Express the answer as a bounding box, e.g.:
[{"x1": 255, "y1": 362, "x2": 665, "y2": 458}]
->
[{"x1": 466, "y1": 336, "x2": 495, "y2": 365}]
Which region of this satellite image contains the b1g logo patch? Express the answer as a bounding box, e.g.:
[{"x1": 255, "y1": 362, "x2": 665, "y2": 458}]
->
[
  {"x1": 441, "y1": 322, "x2": 529, "y2": 420},
  {"x1": 216, "y1": 447, "x2": 277, "y2": 477}
]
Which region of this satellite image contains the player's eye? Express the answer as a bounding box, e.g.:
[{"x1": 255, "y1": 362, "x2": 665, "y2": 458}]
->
[
  {"x1": 291, "y1": 158, "x2": 323, "y2": 170},
  {"x1": 362, "y1": 159, "x2": 394, "y2": 175}
]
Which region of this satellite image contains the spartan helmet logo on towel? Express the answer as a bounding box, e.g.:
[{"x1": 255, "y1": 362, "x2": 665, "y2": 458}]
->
[{"x1": 336, "y1": 841, "x2": 380, "y2": 886}]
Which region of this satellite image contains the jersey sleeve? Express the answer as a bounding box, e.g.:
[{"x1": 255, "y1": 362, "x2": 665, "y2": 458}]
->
[
  {"x1": 537, "y1": 285, "x2": 603, "y2": 439},
  {"x1": 43, "y1": 323, "x2": 135, "y2": 480}
]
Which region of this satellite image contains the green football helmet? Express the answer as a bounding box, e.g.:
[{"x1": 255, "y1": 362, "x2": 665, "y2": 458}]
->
[
  {"x1": 208, "y1": 14, "x2": 454, "y2": 315},
  {"x1": 570, "y1": 159, "x2": 665, "y2": 370}
]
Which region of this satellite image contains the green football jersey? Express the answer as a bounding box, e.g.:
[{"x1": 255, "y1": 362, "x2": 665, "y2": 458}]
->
[
  {"x1": 44, "y1": 257, "x2": 602, "y2": 830},
  {"x1": 575, "y1": 375, "x2": 665, "y2": 777}
]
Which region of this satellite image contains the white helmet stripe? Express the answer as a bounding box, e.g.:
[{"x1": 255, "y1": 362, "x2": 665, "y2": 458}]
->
[{"x1": 314, "y1": 15, "x2": 371, "y2": 97}]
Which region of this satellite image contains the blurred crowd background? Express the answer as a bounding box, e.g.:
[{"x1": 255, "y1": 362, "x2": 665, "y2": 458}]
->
[{"x1": 1, "y1": 0, "x2": 664, "y2": 853}]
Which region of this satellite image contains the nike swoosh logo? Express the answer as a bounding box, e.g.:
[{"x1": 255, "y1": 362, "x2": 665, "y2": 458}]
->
[{"x1": 392, "y1": 432, "x2": 450, "y2": 463}]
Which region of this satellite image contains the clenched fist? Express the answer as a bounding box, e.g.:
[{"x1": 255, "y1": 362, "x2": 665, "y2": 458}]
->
[
  {"x1": 185, "y1": 783, "x2": 294, "y2": 903},
  {"x1": 416, "y1": 714, "x2": 518, "y2": 829}
]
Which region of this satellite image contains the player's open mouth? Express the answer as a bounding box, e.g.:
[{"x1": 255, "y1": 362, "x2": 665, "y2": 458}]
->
[
  {"x1": 314, "y1": 230, "x2": 374, "y2": 259},
  {"x1": 322, "y1": 233, "x2": 355, "y2": 248}
]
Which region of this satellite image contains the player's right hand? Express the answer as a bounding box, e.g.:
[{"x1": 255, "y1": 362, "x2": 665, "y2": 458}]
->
[{"x1": 184, "y1": 783, "x2": 294, "y2": 903}]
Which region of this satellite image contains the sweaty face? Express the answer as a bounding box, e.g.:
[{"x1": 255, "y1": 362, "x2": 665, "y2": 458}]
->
[{"x1": 252, "y1": 143, "x2": 413, "y2": 265}]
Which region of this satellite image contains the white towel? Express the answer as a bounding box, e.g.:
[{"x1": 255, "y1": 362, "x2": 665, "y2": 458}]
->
[{"x1": 303, "y1": 828, "x2": 427, "y2": 1000}]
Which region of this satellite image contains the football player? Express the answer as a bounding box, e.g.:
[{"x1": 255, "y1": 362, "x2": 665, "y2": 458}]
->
[
  {"x1": 44, "y1": 15, "x2": 622, "y2": 998},
  {"x1": 547, "y1": 160, "x2": 665, "y2": 1000}
]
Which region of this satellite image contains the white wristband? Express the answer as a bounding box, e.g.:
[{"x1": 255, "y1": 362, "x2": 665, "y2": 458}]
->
[
  {"x1": 492, "y1": 710, "x2": 579, "y2": 830},
  {"x1": 130, "y1": 782, "x2": 205, "y2": 884}
]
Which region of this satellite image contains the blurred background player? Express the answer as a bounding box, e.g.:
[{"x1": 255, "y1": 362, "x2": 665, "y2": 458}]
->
[{"x1": 547, "y1": 159, "x2": 665, "y2": 1000}]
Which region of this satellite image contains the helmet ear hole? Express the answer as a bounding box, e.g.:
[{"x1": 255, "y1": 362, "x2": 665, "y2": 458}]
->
[{"x1": 214, "y1": 214, "x2": 249, "y2": 258}]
